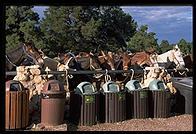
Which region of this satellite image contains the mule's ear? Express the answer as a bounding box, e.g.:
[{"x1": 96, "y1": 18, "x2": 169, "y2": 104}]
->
[
  {"x1": 90, "y1": 52, "x2": 94, "y2": 56},
  {"x1": 108, "y1": 51, "x2": 113, "y2": 57},
  {"x1": 38, "y1": 48, "x2": 45, "y2": 56},
  {"x1": 101, "y1": 50, "x2": 106, "y2": 57},
  {"x1": 119, "y1": 51, "x2": 124, "y2": 57}
]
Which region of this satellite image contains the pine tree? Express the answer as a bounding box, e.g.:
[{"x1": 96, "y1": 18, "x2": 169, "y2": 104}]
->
[{"x1": 6, "y1": 6, "x2": 41, "y2": 52}]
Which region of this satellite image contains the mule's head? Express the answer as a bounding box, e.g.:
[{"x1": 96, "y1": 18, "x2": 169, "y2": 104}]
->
[
  {"x1": 119, "y1": 52, "x2": 133, "y2": 76},
  {"x1": 89, "y1": 52, "x2": 102, "y2": 70},
  {"x1": 172, "y1": 45, "x2": 185, "y2": 69},
  {"x1": 101, "y1": 50, "x2": 115, "y2": 70},
  {"x1": 119, "y1": 52, "x2": 131, "y2": 70},
  {"x1": 24, "y1": 41, "x2": 44, "y2": 66}
]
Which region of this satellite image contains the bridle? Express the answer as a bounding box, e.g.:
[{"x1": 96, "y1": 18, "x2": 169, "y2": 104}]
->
[
  {"x1": 22, "y1": 44, "x2": 43, "y2": 64},
  {"x1": 6, "y1": 44, "x2": 42, "y2": 67},
  {"x1": 5, "y1": 54, "x2": 17, "y2": 67}
]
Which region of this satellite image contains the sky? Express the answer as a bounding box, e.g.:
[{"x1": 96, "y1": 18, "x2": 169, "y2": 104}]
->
[{"x1": 32, "y1": 6, "x2": 193, "y2": 45}]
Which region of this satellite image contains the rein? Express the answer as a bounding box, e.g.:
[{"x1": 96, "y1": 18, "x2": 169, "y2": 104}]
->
[{"x1": 115, "y1": 59, "x2": 122, "y2": 70}]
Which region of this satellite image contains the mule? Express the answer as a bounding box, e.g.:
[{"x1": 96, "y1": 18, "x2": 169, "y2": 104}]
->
[
  {"x1": 6, "y1": 41, "x2": 44, "y2": 80},
  {"x1": 182, "y1": 54, "x2": 193, "y2": 76},
  {"x1": 129, "y1": 48, "x2": 159, "y2": 68},
  {"x1": 183, "y1": 54, "x2": 193, "y2": 69},
  {"x1": 113, "y1": 51, "x2": 144, "y2": 89},
  {"x1": 56, "y1": 52, "x2": 103, "y2": 92},
  {"x1": 98, "y1": 50, "x2": 115, "y2": 70},
  {"x1": 156, "y1": 45, "x2": 185, "y2": 69}
]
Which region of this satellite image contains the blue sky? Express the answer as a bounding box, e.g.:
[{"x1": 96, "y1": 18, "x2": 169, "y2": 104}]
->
[{"x1": 32, "y1": 6, "x2": 193, "y2": 45}]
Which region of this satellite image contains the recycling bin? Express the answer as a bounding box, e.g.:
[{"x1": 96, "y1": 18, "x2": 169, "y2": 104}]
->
[
  {"x1": 41, "y1": 80, "x2": 66, "y2": 126},
  {"x1": 99, "y1": 81, "x2": 126, "y2": 123},
  {"x1": 125, "y1": 80, "x2": 149, "y2": 119},
  {"x1": 5, "y1": 80, "x2": 29, "y2": 130},
  {"x1": 148, "y1": 80, "x2": 171, "y2": 118},
  {"x1": 69, "y1": 82, "x2": 99, "y2": 126}
]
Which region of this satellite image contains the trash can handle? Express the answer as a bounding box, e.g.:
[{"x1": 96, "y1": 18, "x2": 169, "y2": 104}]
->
[
  {"x1": 18, "y1": 83, "x2": 23, "y2": 91},
  {"x1": 42, "y1": 94, "x2": 49, "y2": 99}
]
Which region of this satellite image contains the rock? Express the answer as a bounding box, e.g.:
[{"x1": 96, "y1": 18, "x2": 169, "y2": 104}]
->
[
  {"x1": 36, "y1": 124, "x2": 45, "y2": 129},
  {"x1": 33, "y1": 76, "x2": 42, "y2": 84},
  {"x1": 26, "y1": 123, "x2": 36, "y2": 130},
  {"x1": 29, "y1": 75, "x2": 34, "y2": 80},
  {"x1": 17, "y1": 74, "x2": 29, "y2": 81},
  {"x1": 30, "y1": 68, "x2": 41, "y2": 75},
  {"x1": 16, "y1": 66, "x2": 25, "y2": 72}
]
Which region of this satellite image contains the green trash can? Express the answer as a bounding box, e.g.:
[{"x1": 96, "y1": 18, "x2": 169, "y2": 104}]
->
[
  {"x1": 69, "y1": 82, "x2": 99, "y2": 126},
  {"x1": 148, "y1": 80, "x2": 171, "y2": 118},
  {"x1": 125, "y1": 80, "x2": 149, "y2": 119},
  {"x1": 99, "y1": 81, "x2": 126, "y2": 123}
]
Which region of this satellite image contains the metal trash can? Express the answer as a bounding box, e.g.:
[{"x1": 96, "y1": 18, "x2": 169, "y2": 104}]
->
[
  {"x1": 99, "y1": 81, "x2": 126, "y2": 123},
  {"x1": 125, "y1": 80, "x2": 149, "y2": 119},
  {"x1": 41, "y1": 80, "x2": 66, "y2": 126},
  {"x1": 69, "y1": 82, "x2": 99, "y2": 126},
  {"x1": 5, "y1": 80, "x2": 29, "y2": 130},
  {"x1": 148, "y1": 80, "x2": 171, "y2": 118},
  {"x1": 170, "y1": 77, "x2": 193, "y2": 114}
]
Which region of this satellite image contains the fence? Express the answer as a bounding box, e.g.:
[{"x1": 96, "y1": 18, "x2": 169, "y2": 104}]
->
[{"x1": 6, "y1": 68, "x2": 192, "y2": 76}]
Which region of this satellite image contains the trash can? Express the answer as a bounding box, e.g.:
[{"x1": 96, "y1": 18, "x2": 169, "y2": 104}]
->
[
  {"x1": 170, "y1": 77, "x2": 193, "y2": 114},
  {"x1": 125, "y1": 80, "x2": 149, "y2": 119},
  {"x1": 41, "y1": 80, "x2": 66, "y2": 126},
  {"x1": 69, "y1": 82, "x2": 99, "y2": 126},
  {"x1": 99, "y1": 81, "x2": 126, "y2": 123},
  {"x1": 5, "y1": 80, "x2": 29, "y2": 130},
  {"x1": 148, "y1": 80, "x2": 171, "y2": 118}
]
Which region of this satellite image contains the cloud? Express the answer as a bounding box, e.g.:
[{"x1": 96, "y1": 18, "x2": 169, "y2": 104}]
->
[
  {"x1": 121, "y1": 6, "x2": 193, "y2": 44},
  {"x1": 121, "y1": 6, "x2": 192, "y2": 23}
]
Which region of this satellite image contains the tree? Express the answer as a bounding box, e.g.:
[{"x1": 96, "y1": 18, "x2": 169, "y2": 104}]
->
[
  {"x1": 158, "y1": 40, "x2": 173, "y2": 54},
  {"x1": 39, "y1": 6, "x2": 137, "y2": 57},
  {"x1": 177, "y1": 39, "x2": 193, "y2": 54},
  {"x1": 6, "y1": 6, "x2": 41, "y2": 52},
  {"x1": 127, "y1": 25, "x2": 159, "y2": 52}
]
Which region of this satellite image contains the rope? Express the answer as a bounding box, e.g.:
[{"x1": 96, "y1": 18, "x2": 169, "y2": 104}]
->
[
  {"x1": 104, "y1": 69, "x2": 111, "y2": 82},
  {"x1": 178, "y1": 68, "x2": 188, "y2": 76},
  {"x1": 65, "y1": 70, "x2": 69, "y2": 91},
  {"x1": 130, "y1": 69, "x2": 134, "y2": 80}
]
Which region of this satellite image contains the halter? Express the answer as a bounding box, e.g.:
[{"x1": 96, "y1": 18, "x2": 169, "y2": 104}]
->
[
  {"x1": 22, "y1": 44, "x2": 43, "y2": 64},
  {"x1": 5, "y1": 54, "x2": 17, "y2": 67},
  {"x1": 69, "y1": 52, "x2": 82, "y2": 70},
  {"x1": 69, "y1": 52, "x2": 78, "y2": 62}
]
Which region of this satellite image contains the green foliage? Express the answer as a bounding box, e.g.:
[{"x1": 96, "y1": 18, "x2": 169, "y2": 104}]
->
[
  {"x1": 6, "y1": 6, "x2": 41, "y2": 52},
  {"x1": 127, "y1": 25, "x2": 158, "y2": 52},
  {"x1": 5, "y1": 6, "x2": 192, "y2": 57},
  {"x1": 158, "y1": 40, "x2": 173, "y2": 54},
  {"x1": 39, "y1": 6, "x2": 137, "y2": 57},
  {"x1": 177, "y1": 39, "x2": 193, "y2": 54}
]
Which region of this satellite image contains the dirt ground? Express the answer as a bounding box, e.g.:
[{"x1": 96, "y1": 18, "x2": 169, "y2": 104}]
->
[{"x1": 26, "y1": 114, "x2": 192, "y2": 131}]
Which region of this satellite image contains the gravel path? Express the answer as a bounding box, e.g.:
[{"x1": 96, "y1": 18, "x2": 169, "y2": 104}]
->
[
  {"x1": 27, "y1": 114, "x2": 192, "y2": 131},
  {"x1": 73, "y1": 114, "x2": 192, "y2": 131}
]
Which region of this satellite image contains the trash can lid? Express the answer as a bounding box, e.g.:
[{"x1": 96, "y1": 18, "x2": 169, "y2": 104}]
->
[
  {"x1": 102, "y1": 81, "x2": 120, "y2": 93},
  {"x1": 42, "y1": 80, "x2": 65, "y2": 94},
  {"x1": 75, "y1": 82, "x2": 96, "y2": 95},
  {"x1": 125, "y1": 80, "x2": 142, "y2": 91},
  {"x1": 5, "y1": 80, "x2": 25, "y2": 91},
  {"x1": 148, "y1": 80, "x2": 167, "y2": 90}
]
